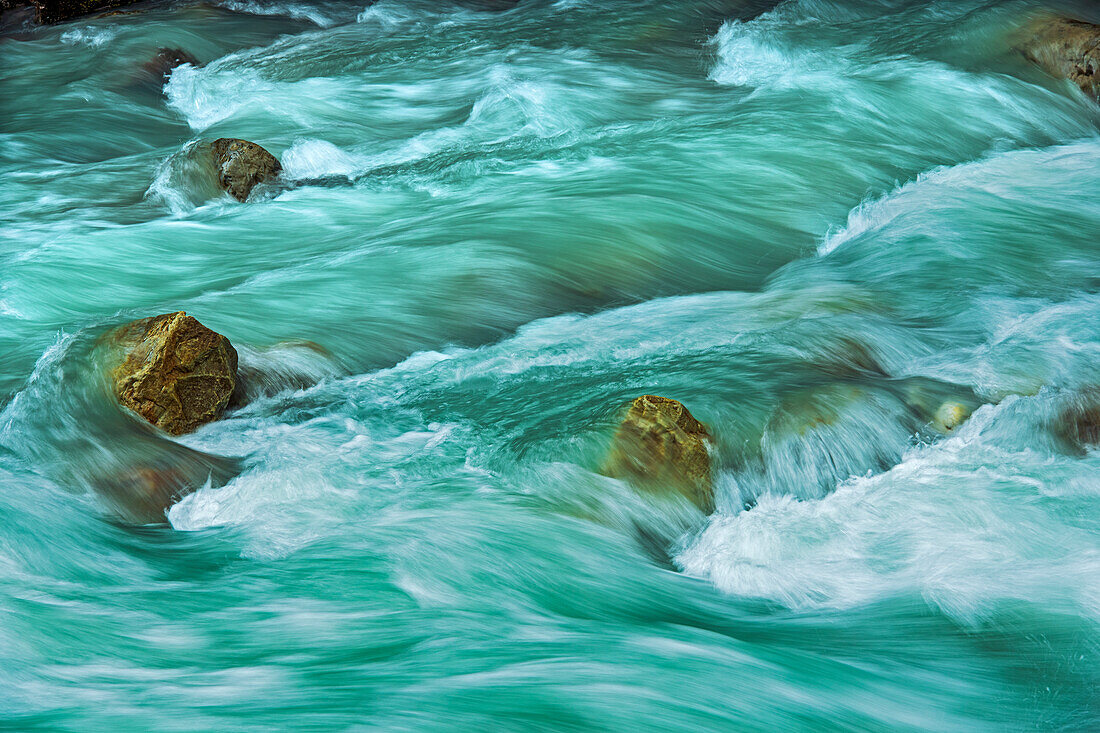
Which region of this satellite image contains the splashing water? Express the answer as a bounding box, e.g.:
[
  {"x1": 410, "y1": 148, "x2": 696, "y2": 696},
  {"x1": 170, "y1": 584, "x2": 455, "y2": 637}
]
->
[{"x1": 2, "y1": 0, "x2": 1099, "y2": 729}]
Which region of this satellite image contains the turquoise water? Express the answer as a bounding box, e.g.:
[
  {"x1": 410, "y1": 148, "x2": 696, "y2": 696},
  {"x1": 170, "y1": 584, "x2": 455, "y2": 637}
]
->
[{"x1": 2, "y1": 0, "x2": 1100, "y2": 729}]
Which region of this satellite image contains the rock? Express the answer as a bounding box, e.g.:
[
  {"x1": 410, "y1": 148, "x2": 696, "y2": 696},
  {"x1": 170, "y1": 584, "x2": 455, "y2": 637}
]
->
[
  {"x1": 141, "y1": 47, "x2": 199, "y2": 84},
  {"x1": 603, "y1": 395, "x2": 714, "y2": 513},
  {"x1": 108, "y1": 312, "x2": 238, "y2": 435},
  {"x1": 93, "y1": 444, "x2": 243, "y2": 524},
  {"x1": 0, "y1": 0, "x2": 35, "y2": 31},
  {"x1": 931, "y1": 401, "x2": 970, "y2": 433},
  {"x1": 1055, "y1": 390, "x2": 1100, "y2": 451},
  {"x1": 95, "y1": 6, "x2": 143, "y2": 17},
  {"x1": 210, "y1": 138, "x2": 282, "y2": 202},
  {"x1": 897, "y1": 378, "x2": 981, "y2": 432},
  {"x1": 768, "y1": 383, "x2": 867, "y2": 437},
  {"x1": 98, "y1": 462, "x2": 194, "y2": 524},
  {"x1": 1017, "y1": 16, "x2": 1100, "y2": 101}
]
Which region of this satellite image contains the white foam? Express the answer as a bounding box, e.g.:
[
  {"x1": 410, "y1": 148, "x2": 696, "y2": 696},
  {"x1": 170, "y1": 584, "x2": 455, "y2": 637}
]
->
[
  {"x1": 164, "y1": 65, "x2": 265, "y2": 131},
  {"x1": 59, "y1": 27, "x2": 117, "y2": 48},
  {"x1": 165, "y1": 61, "x2": 347, "y2": 132},
  {"x1": 279, "y1": 139, "x2": 366, "y2": 180},
  {"x1": 709, "y1": 17, "x2": 854, "y2": 91},
  {"x1": 168, "y1": 419, "x2": 464, "y2": 559},
  {"x1": 0, "y1": 298, "x2": 23, "y2": 318},
  {"x1": 356, "y1": 0, "x2": 425, "y2": 28},
  {"x1": 678, "y1": 398, "x2": 1100, "y2": 621},
  {"x1": 817, "y1": 141, "x2": 1100, "y2": 256},
  {"x1": 217, "y1": 0, "x2": 342, "y2": 27}
]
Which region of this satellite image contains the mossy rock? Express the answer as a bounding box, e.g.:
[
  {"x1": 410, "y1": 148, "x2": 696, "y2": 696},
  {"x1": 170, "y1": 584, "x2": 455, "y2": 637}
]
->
[{"x1": 603, "y1": 395, "x2": 713, "y2": 513}]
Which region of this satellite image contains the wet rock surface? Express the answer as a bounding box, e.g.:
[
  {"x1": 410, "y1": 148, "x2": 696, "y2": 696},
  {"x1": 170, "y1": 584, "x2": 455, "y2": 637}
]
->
[
  {"x1": 1055, "y1": 389, "x2": 1100, "y2": 452},
  {"x1": 210, "y1": 138, "x2": 282, "y2": 202},
  {"x1": 108, "y1": 311, "x2": 238, "y2": 435},
  {"x1": 1017, "y1": 15, "x2": 1100, "y2": 101},
  {"x1": 603, "y1": 395, "x2": 713, "y2": 513}
]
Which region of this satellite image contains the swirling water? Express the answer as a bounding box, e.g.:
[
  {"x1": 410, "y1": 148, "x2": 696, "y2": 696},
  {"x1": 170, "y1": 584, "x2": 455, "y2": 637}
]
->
[{"x1": 2, "y1": 0, "x2": 1100, "y2": 729}]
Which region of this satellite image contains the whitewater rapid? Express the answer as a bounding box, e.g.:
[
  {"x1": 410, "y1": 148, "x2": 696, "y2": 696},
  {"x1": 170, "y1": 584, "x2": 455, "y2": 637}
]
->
[{"x1": 2, "y1": 0, "x2": 1099, "y2": 730}]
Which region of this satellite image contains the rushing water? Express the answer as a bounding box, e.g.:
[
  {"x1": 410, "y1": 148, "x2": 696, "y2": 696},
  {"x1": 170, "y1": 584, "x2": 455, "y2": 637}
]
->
[{"x1": 2, "y1": 0, "x2": 1100, "y2": 729}]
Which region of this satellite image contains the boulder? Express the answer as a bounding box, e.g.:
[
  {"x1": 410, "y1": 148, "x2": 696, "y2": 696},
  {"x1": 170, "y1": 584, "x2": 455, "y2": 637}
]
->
[
  {"x1": 603, "y1": 395, "x2": 714, "y2": 513},
  {"x1": 210, "y1": 138, "x2": 282, "y2": 202},
  {"x1": 141, "y1": 47, "x2": 199, "y2": 84},
  {"x1": 814, "y1": 337, "x2": 888, "y2": 379},
  {"x1": 1017, "y1": 16, "x2": 1100, "y2": 101},
  {"x1": 108, "y1": 312, "x2": 238, "y2": 435},
  {"x1": 897, "y1": 378, "x2": 982, "y2": 433}
]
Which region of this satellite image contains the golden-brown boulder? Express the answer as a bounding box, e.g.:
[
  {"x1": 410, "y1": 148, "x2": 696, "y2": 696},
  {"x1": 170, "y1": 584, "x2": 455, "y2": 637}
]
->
[
  {"x1": 603, "y1": 395, "x2": 714, "y2": 513},
  {"x1": 109, "y1": 312, "x2": 238, "y2": 435}
]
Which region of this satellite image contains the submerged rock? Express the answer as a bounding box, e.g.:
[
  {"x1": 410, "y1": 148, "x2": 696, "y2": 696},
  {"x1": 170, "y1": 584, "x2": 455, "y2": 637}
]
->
[
  {"x1": 108, "y1": 312, "x2": 238, "y2": 435},
  {"x1": 1017, "y1": 16, "x2": 1100, "y2": 101},
  {"x1": 931, "y1": 400, "x2": 971, "y2": 434},
  {"x1": 142, "y1": 47, "x2": 199, "y2": 85},
  {"x1": 807, "y1": 337, "x2": 889, "y2": 381},
  {"x1": 603, "y1": 395, "x2": 714, "y2": 513},
  {"x1": 1055, "y1": 390, "x2": 1100, "y2": 451},
  {"x1": 210, "y1": 138, "x2": 282, "y2": 202},
  {"x1": 896, "y1": 378, "x2": 982, "y2": 434},
  {"x1": 97, "y1": 455, "x2": 239, "y2": 525}
]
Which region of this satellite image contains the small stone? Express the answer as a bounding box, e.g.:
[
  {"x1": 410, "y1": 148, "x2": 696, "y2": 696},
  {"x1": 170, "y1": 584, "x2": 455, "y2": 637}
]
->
[
  {"x1": 108, "y1": 312, "x2": 238, "y2": 435},
  {"x1": 209, "y1": 138, "x2": 282, "y2": 202},
  {"x1": 603, "y1": 395, "x2": 714, "y2": 513}
]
